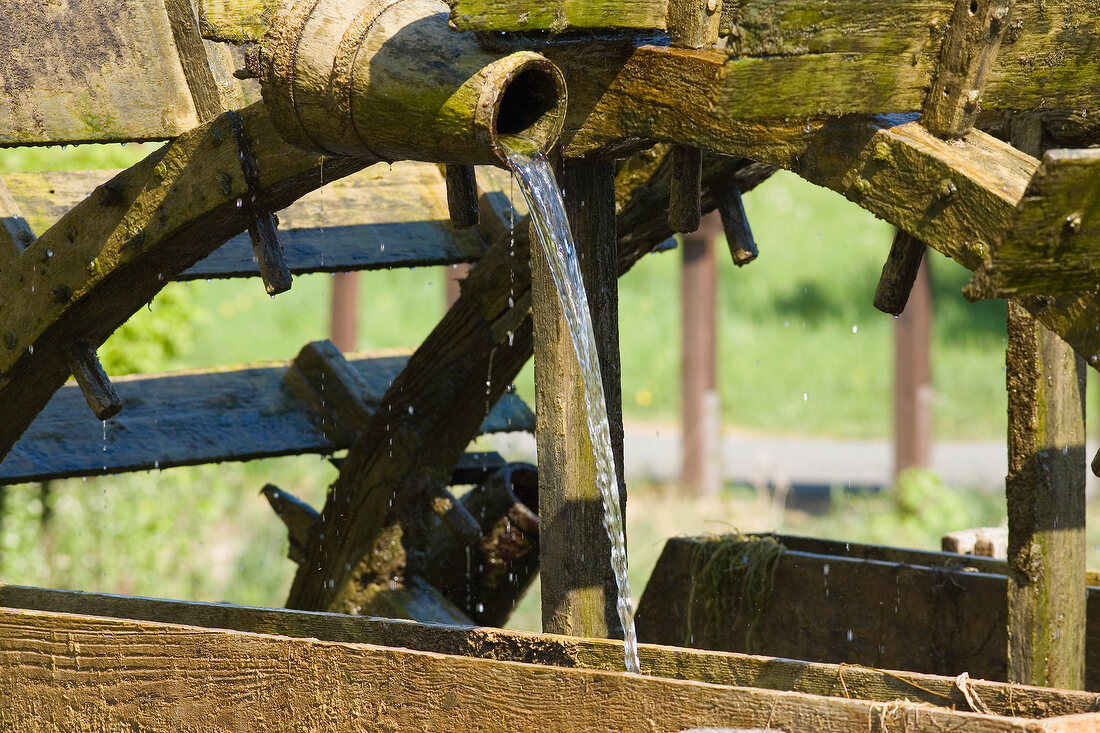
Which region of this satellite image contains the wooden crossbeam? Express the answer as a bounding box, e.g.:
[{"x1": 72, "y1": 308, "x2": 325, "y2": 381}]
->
[
  {"x1": 2, "y1": 585, "x2": 1099, "y2": 719},
  {"x1": 636, "y1": 536, "x2": 1100, "y2": 689},
  {"x1": 0, "y1": 602, "x2": 1096, "y2": 731},
  {"x1": 0, "y1": 163, "x2": 490, "y2": 281},
  {"x1": 0, "y1": 351, "x2": 533, "y2": 485}
]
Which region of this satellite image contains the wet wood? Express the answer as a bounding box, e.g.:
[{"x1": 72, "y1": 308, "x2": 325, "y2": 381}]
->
[
  {"x1": 164, "y1": 0, "x2": 227, "y2": 122},
  {"x1": 446, "y1": 164, "x2": 480, "y2": 230},
  {"x1": 0, "y1": 163, "x2": 491, "y2": 279},
  {"x1": 715, "y1": 185, "x2": 757, "y2": 266},
  {"x1": 0, "y1": 102, "x2": 373, "y2": 463},
  {"x1": 2, "y1": 605, "x2": 1096, "y2": 732},
  {"x1": 283, "y1": 150, "x2": 773, "y2": 617},
  {"x1": 969, "y1": 149, "x2": 1100, "y2": 297},
  {"x1": 0, "y1": 352, "x2": 534, "y2": 485},
  {"x1": 535, "y1": 157, "x2": 623, "y2": 639},
  {"x1": 5, "y1": 586, "x2": 1100, "y2": 720},
  {"x1": 874, "y1": 230, "x2": 927, "y2": 316},
  {"x1": 669, "y1": 145, "x2": 703, "y2": 233},
  {"x1": 667, "y1": 0, "x2": 722, "y2": 49},
  {"x1": 262, "y1": 483, "x2": 320, "y2": 563},
  {"x1": 63, "y1": 341, "x2": 122, "y2": 421},
  {"x1": 420, "y1": 463, "x2": 540, "y2": 625},
  {"x1": 447, "y1": 0, "x2": 670, "y2": 33},
  {"x1": 923, "y1": 0, "x2": 1012, "y2": 138},
  {"x1": 0, "y1": 0, "x2": 208, "y2": 144},
  {"x1": 1006, "y1": 301, "x2": 1087, "y2": 689},
  {"x1": 637, "y1": 535, "x2": 1100, "y2": 690},
  {"x1": 198, "y1": 0, "x2": 278, "y2": 43}
]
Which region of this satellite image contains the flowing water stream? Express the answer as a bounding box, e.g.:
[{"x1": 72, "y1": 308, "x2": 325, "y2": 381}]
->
[{"x1": 502, "y1": 144, "x2": 640, "y2": 674}]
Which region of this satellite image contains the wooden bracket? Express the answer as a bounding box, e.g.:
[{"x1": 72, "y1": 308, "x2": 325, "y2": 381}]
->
[
  {"x1": 262, "y1": 483, "x2": 321, "y2": 564},
  {"x1": 228, "y1": 109, "x2": 293, "y2": 295},
  {"x1": 966, "y1": 148, "x2": 1100, "y2": 299},
  {"x1": 715, "y1": 184, "x2": 757, "y2": 266},
  {"x1": 923, "y1": 0, "x2": 1013, "y2": 139},
  {"x1": 669, "y1": 145, "x2": 703, "y2": 234},
  {"x1": 63, "y1": 343, "x2": 122, "y2": 422},
  {"x1": 874, "y1": 229, "x2": 927, "y2": 316},
  {"x1": 667, "y1": 0, "x2": 722, "y2": 49},
  {"x1": 445, "y1": 165, "x2": 479, "y2": 230}
]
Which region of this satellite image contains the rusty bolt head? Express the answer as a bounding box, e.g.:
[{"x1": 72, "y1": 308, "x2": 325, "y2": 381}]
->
[
  {"x1": 49, "y1": 284, "x2": 72, "y2": 304},
  {"x1": 1065, "y1": 213, "x2": 1083, "y2": 234},
  {"x1": 937, "y1": 179, "x2": 958, "y2": 200}
]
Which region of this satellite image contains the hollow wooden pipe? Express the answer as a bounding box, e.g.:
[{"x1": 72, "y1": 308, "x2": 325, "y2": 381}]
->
[{"x1": 260, "y1": 0, "x2": 567, "y2": 165}]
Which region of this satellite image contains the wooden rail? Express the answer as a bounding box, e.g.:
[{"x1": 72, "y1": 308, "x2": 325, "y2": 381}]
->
[
  {"x1": 636, "y1": 535, "x2": 1100, "y2": 689},
  {"x1": 1, "y1": 597, "x2": 1098, "y2": 730},
  {"x1": 0, "y1": 349, "x2": 532, "y2": 485}
]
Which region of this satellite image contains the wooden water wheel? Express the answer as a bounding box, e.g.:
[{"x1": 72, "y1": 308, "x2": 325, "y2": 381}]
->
[{"x1": 2, "y1": 0, "x2": 1100, "y2": 729}]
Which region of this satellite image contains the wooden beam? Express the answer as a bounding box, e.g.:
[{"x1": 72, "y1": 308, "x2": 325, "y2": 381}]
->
[
  {"x1": 636, "y1": 536, "x2": 1100, "y2": 689},
  {"x1": 0, "y1": 351, "x2": 534, "y2": 485},
  {"x1": 0, "y1": 164, "x2": 491, "y2": 281},
  {"x1": 0, "y1": 102, "x2": 372, "y2": 462},
  {"x1": 1005, "y1": 301, "x2": 1088, "y2": 689},
  {"x1": 3, "y1": 585, "x2": 1100, "y2": 719},
  {"x1": 447, "y1": 0, "x2": 670, "y2": 33},
  {"x1": 535, "y1": 157, "x2": 625, "y2": 639},
  {"x1": 1, "y1": 604, "x2": 1095, "y2": 732},
  {"x1": 281, "y1": 150, "x2": 773, "y2": 616},
  {"x1": 198, "y1": 0, "x2": 278, "y2": 43}
]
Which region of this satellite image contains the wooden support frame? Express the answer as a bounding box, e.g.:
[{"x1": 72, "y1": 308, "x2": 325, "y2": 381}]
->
[
  {"x1": 636, "y1": 535, "x2": 1100, "y2": 690},
  {"x1": 534, "y1": 157, "x2": 625, "y2": 639},
  {"x1": 1, "y1": 593, "x2": 1099, "y2": 730}
]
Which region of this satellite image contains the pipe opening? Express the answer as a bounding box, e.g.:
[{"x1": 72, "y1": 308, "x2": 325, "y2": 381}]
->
[
  {"x1": 492, "y1": 61, "x2": 565, "y2": 158},
  {"x1": 498, "y1": 68, "x2": 559, "y2": 136}
]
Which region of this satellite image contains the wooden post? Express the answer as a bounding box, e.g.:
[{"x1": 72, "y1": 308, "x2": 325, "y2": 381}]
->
[
  {"x1": 893, "y1": 254, "x2": 933, "y2": 476},
  {"x1": 330, "y1": 272, "x2": 359, "y2": 352},
  {"x1": 445, "y1": 263, "x2": 471, "y2": 309},
  {"x1": 533, "y1": 157, "x2": 623, "y2": 638},
  {"x1": 681, "y1": 210, "x2": 721, "y2": 495},
  {"x1": 1005, "y1": 301, "x2": 1087, "y2": 689}
]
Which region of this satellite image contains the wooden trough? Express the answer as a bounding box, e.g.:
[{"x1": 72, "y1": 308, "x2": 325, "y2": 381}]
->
[{"x1": 1, "y1": 0, "x2": 1100, "y2": 729}]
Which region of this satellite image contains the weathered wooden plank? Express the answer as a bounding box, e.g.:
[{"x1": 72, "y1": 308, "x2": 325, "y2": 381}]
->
[
  {"x1": 969, "y1": 149, "x2": 1100, "y2": 297},
  {"x1": 198, "y1": 0, "x2": 277, "y2": 43},
  {"x1": 0, "y1": 102, "x2": 372, "y2": 463},
  {"x1": 447, "y1": 0, "x2": 670, "y2": 33},
  {"x1": 283, "y1": 151, "x2": 774, "y2": 616},
  {"x1": 535, "y1": 158, "x2": 624, "y2": 639},
  {"x1": 0, "y1": 605, "x2": 1093, "y2": 732},
  {"x1": 1006, "y1": 301, "x2": 1087, "y2": 689},
  {"x1": 0, "y1": 0, "x2": 202, "y2": 144},
  {"x1": 1, "y1": 164, "x2": 490, "y2": 280},
  {"x1": 4, "y1": 585, "x2": 1100, "y2": 719},
  {"x1": 0, "y1": 351, "x2": 534, "y2": 485},
  {"x1": 637, "y1": 536, "x2": 1100, "y2": 690}
]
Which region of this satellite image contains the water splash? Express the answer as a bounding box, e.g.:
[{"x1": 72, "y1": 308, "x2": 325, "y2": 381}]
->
[{"x1": 503, "y1": 144, "x2": 640, "y2": 674}]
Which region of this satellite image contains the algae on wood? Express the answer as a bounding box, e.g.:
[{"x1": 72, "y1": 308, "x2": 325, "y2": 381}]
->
[
  {"x1": 1005, "y1": 302, "x2": 1087, "y2": 689},
  {"x1": 4, "y1": 605, "x2": 1098, "y2": 732},
  {"x1": 0, "y1": 102, "x2": 372, "y2": 462},
  {"x1": 6, "y1": 585, "x2": 1100, "y2": 719}
]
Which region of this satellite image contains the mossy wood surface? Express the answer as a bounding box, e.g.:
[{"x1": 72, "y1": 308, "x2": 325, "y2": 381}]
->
[
  {"x1": 2, "y1": 605, "x2": 1098, "y2": 732},
  {"x1": 5, "y1": 585, "x2": 1100, "y2": 719},
  {"x1": 0, "y1": 102, "x2": 373, "y2": 463},
  {"x1": 636, "y1": 536, "x2": 1100, "y2": 690},
  {"x1": 534, "y1": 158, "x2": 623, "y2": 639},
  {"x1": 0, "y1": 0, "x2": 238, "y2": 144},
  {"x1": 447, "y1": 0, "x2": 669, "y2": 33},
  {"x1": 0, "y1": 352, "x2": 533, "y2": 486},
  {"x1": 1005, "y1": 302, "x2": 1087, "y2": 688},
  {"x1": 2, "y1": 163, "x2": 490, "y2": 281},
  {"x1": 971, "y1": 149, "x2": 1100, "y2": 297},
  {"x1": 199, "y1": 0, "x2": 278, "y2": 43},
  {"x1": 284, "y1": 153, "x2": 774, "y2": 615}
]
